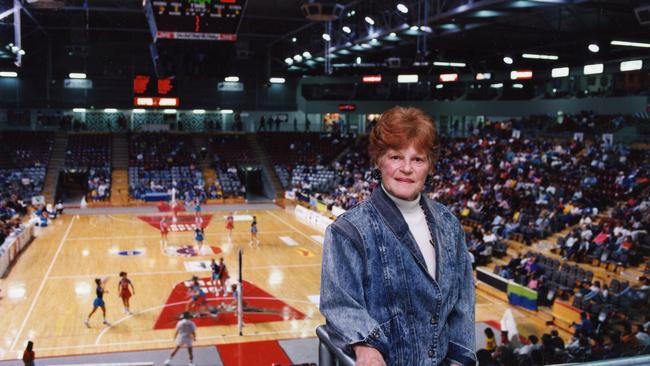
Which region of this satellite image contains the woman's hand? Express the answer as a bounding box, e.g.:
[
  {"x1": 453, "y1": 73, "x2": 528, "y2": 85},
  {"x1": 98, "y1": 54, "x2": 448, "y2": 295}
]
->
[{"x1": 354, "y1": 345, "x2": 386, "y2": 366}]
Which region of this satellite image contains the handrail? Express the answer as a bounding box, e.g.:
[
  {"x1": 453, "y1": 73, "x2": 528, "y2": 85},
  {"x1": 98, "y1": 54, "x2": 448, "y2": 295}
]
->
[
  {"x1": 554, "y1": 355, "x2": 650, "y2": 366},
  {"x1": 316, "y1": 325, "x2": 356, "y2": 366}
]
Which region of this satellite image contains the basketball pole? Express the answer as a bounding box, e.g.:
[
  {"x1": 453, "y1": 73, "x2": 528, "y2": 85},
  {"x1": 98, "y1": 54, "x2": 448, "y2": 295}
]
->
[{"x1": 237, "y1": 247, "x2": 243, "y2": 336}]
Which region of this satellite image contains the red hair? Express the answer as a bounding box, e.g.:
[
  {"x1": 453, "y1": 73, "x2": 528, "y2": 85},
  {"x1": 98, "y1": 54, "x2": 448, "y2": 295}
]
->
[{"x1": 368, "y1": 106, "x2": 438, "y2": 165}]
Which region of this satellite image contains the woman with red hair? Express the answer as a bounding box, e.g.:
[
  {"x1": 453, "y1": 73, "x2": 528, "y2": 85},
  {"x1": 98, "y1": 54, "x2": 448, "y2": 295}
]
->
[{"x1": 320, "y1": 107, "x2": 476, "y2": 365}]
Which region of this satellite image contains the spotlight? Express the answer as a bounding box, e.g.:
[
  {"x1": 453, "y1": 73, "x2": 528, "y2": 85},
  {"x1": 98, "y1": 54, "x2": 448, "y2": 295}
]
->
[
  {"x1": 503, "y1": 56, "x2": 513, "y2": 65},
  {"x1": 342, "y1": 26, "x2": 351, "y2": 34},
  {"x1": 588, "y1": 43, "x2": 599, "y2": 53},
  {"x1": 364, "y1": 16, "x2": 375, "y2": 25},
  {"x1": 322, "y1": 33, "x2": 331, "y2": 41},
  {"x1": 397, "y1": 3, "x2": 408, "y2": 13}
]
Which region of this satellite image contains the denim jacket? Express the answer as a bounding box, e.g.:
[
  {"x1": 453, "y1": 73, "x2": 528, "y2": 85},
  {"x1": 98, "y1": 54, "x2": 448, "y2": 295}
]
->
[{"x1": 320, "y1": 187, "x2": 476, "y2": 366}]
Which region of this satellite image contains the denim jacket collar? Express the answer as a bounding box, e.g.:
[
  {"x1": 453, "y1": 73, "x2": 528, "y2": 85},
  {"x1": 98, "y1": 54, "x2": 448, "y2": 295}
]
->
[{"x1": 370, "y1": 186, "x2": 436, "y2": 281}]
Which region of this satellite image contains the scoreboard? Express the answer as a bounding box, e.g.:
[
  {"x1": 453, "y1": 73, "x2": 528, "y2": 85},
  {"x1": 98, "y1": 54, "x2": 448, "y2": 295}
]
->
[
  {"x1": 133, "y1": 75, "x2": 179, "y2": 107},
  {"x1": 144, "y1": 0, "x2": 246, "y2": 41}
]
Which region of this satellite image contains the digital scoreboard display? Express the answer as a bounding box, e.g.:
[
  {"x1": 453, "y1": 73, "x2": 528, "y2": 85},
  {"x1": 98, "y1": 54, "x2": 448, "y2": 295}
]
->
[
  {"x1": 133, "y1": 75, "x2": 179, "y2": 107},
  {"x1": 144, "y1": 0, "x2": 246, "y2": 42}
]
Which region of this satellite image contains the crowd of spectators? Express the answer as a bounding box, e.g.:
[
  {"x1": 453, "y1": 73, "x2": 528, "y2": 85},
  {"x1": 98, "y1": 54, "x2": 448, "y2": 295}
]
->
[
  {"x1": 64, "y1": 134, "x2": 112, "y2": 201},
  {"x1": 477, "y1": 273, "x2": 650, "y2": 365},
  {"x1": 0, "y1": 196, "x2": 28, "y2": 247},
  {"x1": 214, "y1": 163, "x2": 245, "y2": 198},
  {"x1": 294, "y1": 132, "x2": 647, "y2": 261},
  {"x1": 128, "y1": 133, "x2": 206, "y2": 201}
]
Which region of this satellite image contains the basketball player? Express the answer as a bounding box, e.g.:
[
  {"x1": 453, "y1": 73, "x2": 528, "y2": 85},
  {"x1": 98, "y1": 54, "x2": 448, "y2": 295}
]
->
[
  {"x1": 85, "y1": 278, "x2": 110, "y2": 327},
  {"x1": 160, "y1": 216, "x2": 169, "y2": 246},
  {"x1": 171, "y1": 199, "x2": 181, "y2": 224},
  {"x1": 225, "y1": 213, "x2": 234, "y2": 241},
  {"x1": 194, "y1": 227, "x2": 205, "y2": 254},
  {"x1": 216, "y1": 257, "x2": 229, "y2": 295},
  {"x1": 186, "y1": 276, "x2": 208, "y2": 315},
  {"x1": 117, "y1": 271, "x2": 135, "y2": 315},
  {"x1": 210, "y1": 258, "x2": 220, "y2": 288},
  {"x1": 193, "y1": 197, "x2": 201, "y2": 217},
  {"x1": 249, "y1": 215, "x2": 260, "y2": 247},
  {"x1": 164, "y1": 311, "x2": 196, "y2": 366}
]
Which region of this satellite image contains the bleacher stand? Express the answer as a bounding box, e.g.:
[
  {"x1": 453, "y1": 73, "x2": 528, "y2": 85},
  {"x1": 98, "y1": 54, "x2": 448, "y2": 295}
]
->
[
  {"x1": 64, "y1": 134, "x2": 112, "y2": 201},
  {"x1": 128, "y1": 133, "x2": 205, "y2": 201}
]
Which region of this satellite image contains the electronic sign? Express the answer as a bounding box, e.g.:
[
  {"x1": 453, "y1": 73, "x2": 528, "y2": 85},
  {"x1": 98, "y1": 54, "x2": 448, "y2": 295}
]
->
[{"x1": 144, "y1": 0, "x2": 246, "y2": 42}]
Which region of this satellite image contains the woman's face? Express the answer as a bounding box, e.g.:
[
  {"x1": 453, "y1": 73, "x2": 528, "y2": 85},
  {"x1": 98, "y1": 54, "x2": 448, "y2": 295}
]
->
[{"x1": 378, "y1": 143, "x2": 431, "y2": 201}]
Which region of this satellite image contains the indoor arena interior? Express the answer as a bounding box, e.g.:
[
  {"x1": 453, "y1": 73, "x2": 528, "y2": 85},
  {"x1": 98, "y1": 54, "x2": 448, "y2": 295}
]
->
[{"x1": 0, "y1": 0, "x2": 649, "y2": 365}]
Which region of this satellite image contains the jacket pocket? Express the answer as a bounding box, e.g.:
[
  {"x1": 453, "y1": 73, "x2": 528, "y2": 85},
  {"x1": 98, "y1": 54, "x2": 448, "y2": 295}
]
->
[{"x1": 378, "y1": 315, "x2": 410, "y2": 365}]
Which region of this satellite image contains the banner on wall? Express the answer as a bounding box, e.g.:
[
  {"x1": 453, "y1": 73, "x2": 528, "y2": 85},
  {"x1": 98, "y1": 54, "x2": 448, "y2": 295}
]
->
[
  {"x1": 507, "y1": 282, "x2": 538, "y2": 311},
  {"x1": 316, "y1": 201, "x2": 327, "y2": 213},
  {"x1": 295, "y1": 205, "x2": 333, "y2": 232}
]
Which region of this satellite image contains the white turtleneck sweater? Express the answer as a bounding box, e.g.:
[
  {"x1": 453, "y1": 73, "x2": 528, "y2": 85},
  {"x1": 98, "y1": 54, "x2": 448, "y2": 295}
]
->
[{"x1": 382, "y1": 185, "x2": 436, "y2": 278}]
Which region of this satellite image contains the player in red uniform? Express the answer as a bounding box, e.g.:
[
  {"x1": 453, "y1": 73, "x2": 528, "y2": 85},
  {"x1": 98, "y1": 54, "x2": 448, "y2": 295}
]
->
[
  {"x1": 216, "y1": 257, "x2": 229, "y2": 295},
  {"x1": 118, "y1": 271, "x2": 135, "y2": 315},
  {"x1": 160, "y1": 216, "x2": 169, "y2": 246},
  {"x1": 225, "y1": 213, "x2": 234, "y2": 241}
]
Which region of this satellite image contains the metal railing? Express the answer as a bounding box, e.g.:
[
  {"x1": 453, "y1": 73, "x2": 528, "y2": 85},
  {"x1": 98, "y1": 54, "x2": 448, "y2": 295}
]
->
[
  {"x1": 316, "y1": 325, "x2": 355, "y2": 366},
  {"x1": 556, "y1": 355, "x2": 650, "y2": 366}
]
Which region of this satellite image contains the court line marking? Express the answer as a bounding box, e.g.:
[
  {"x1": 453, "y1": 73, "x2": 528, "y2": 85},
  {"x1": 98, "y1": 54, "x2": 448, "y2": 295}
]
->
[
  {"x1": 266, "y1": 210, "x2": 323, "y2": 247},
  {"x1": 32, "y1": 328, "x2": 316, "y2": 353},
  {"x1": 95, "y1": 296, "x2": 317, "y2": 345},
  {"x1": 10, "y1": 216, "x2": 76, "y2": 353},
  {"x1": 47, "y1": 263, "x2": 321, "y2": 280},
  {"x1": 66, "y1": 231, "x2": 297, "y2": 241}
]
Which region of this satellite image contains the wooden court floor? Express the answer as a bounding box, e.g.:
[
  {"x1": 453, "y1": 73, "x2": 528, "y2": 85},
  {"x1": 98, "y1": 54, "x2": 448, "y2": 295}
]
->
[{"x1": 0, "y1": 206, "x2": 556, "y2": 360}]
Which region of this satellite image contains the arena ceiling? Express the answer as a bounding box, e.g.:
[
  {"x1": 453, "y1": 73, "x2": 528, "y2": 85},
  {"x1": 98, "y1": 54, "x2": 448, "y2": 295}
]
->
[{"x1": 1, "y1": 0, "x2": 649, "y2": 77}]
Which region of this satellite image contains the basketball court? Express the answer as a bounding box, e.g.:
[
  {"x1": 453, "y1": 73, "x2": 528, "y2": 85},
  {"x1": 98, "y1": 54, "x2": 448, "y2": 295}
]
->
[
  {"x1": 0, "y1": 203, "x2": 568, "y2": 362},
  {"x1": 0, "y1": 206, "x2": 324, "y2": 360}
]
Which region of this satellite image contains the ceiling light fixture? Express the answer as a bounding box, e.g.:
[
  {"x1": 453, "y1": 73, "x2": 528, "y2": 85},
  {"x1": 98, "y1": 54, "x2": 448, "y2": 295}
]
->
[
  {"x1": 522, "y1": 53, "x2": 559, "y2": 60},
  {"x1": 610, "y1": 40, "x2": 650, "y2": 48}
]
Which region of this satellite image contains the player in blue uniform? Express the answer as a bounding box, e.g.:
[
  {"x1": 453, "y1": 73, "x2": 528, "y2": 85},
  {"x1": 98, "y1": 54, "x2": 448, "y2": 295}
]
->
[
  {"x1": 249, "y1": 216, "x2": 260, "y2": 247},
  {"x1": 186, "y1": 276, "x2": 209, "y2": 316},
  {"x1": 85, "y1": 278, "x2": 110, "y2": 327},
  {"x1": 194, "y1": 227, "x2": 205, "y2": 254},
  {"x1": 210, "y1": 259, "x2": 221, "y2": 288}
]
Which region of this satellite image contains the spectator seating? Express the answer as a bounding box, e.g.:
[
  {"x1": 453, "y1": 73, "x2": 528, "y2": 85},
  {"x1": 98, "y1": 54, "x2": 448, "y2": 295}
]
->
[
  {"x1": 64, "y1": 134, "x2": 112, "y2": 201},
  {"x1": 128, "y1": 133, "x2": 205, "y2": 201}
]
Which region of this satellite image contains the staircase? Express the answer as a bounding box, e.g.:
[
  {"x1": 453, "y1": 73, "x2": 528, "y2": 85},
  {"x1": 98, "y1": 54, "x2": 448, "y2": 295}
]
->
[
  {"x1": 110, "y1": 133, "x2": 130, "y2": 205},
  {"x1": 245, "y1": 134, "x2": 284, "y2": 197},
  {"x1": 41, "y1": 132, "x2": 68, "y2": 203},
  {"x1": 192, "y1": 133, "x2": 212, "y2": 169}
]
